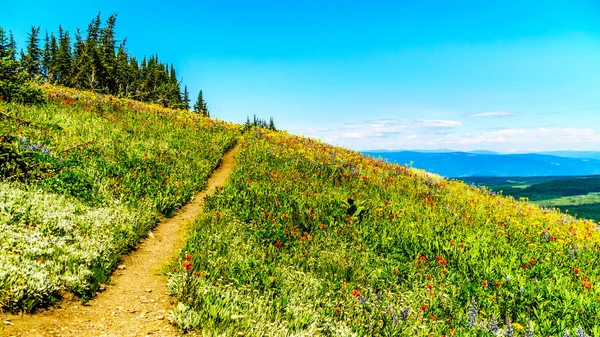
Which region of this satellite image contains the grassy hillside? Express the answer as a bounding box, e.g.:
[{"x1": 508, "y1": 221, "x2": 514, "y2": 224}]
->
[
  {"x1": 460, "y1": 176, "x2": 600, "y2": 223},
  {"x1": 170, "y1": 130, "x2": 600, "y2": 336},
  {"x1": 0, "y1": 84, "x2": 240, "y2": 311}
]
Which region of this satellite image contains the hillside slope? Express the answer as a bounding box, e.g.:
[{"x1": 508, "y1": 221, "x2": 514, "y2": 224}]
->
[
  {"x1": 171, "y1": 130, "x2": 600, "y2": 336},
  {"x1": 0, "y1": 84, "x2": 240, "y2": 312}
]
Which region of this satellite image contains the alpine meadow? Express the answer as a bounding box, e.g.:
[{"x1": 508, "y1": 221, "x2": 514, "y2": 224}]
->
[{"x1": 2, "y1": 7, "x2": 600, "y2": 337}]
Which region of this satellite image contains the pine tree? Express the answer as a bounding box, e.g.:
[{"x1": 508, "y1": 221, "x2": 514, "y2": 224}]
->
[
  {"x1": 98, "y1": 13, "x2": 117, "y2": 93},
  {"x1": 48, "y1": 34, "x2": 59, "y2": 83},
  {"x1": 114, "y1": 39, "x2": 129, "y2": 96},
  {"x1": 193, "y1": 90, "x2": 205, "y2": 114},
  {"x1": 202, "y1": 102, "x2": 209, "y2": 117},
  {"x1": 268, "y1": 117, "x2": 276, "y2": 131},
  {"x1": 22, "y1": 26, "x2": 42, "y2": 78},
  {"x1": 0, "y1": 27, "x2": 8, "y2": 58},
  {"x1": 182, "y1": 85, "x2": 190, "y2": 110},
  {"x1": 7, "y1": 31, "x2": 17, "y2": 59},
  {"x1": 56, "y1": 26, "x2": 71, "y2": 85},
  {"x1": 41, "y1": 31, "x2": 51, "y2": 79}
]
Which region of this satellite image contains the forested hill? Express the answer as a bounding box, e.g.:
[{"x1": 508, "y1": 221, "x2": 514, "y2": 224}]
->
[{"x1": 0, "y1": 13, "x2": 209, "y2": 114}]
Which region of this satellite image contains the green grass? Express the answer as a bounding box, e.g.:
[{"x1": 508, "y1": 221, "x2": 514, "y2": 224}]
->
[
  {"x1": 536, "y1": 193, "x2": 600, "y2": 207},
  {"x1": 169, "y1": 130, "x2": 600, "y2": 336},
  {"x1": 0, "y1": 84, "x2": 240, "y2": 312}
]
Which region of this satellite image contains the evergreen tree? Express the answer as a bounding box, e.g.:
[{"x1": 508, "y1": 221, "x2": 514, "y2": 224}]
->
[
  {"x1": 98, "y1": 13, "x2": 117, "y2": 93},
  {"x1": 48, "y1": 34, "x2": 59, "y2": 83},
  {"x1": 41, "y1": 31, "x2": 51, "y2": 79},
  {"x1": 72, "y1": 28, "x2": 83, "y2": 60},
  {"x1": 22, "y1": 26, "x2": 42, "y2": 78},
  {"x1": 268, "y1": 117, "x2": 276, "y2": 131},
  {"x1": 7, "y1": 31, "x2": 17, "y2": 59},
  {"x1": 128, "y1": 56, "x2": 140, "y2": 97},
  {"x1": 202, "y1": 102, "x2": 209, "y2": 117},
  {"x1": 56, "y1": 26, "x2": 71, "y2": 85},
  {"x1": 0, "y1": 27, "x2": 8, "y2": 58},
  {"x1": 193, "y1": 89, "x2": 207, "y2": 115},
  {"x1": 182, "y1": 85, "x2": 190, "y2": 110},
  {"x1": 114, "y1": 39, "x2": 129, "y2": 96}
]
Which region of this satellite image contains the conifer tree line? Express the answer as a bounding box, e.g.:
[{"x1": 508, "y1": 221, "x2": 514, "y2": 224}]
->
[
  {"x1": 245, "y1": 114, "x2": 277, "y2": 131},
  {"x1": 0, "y1": 13, "x2": 208, "y2": 113}
]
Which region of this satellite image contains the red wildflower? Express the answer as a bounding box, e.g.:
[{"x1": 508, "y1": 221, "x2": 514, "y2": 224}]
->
[
  {"x1": 352, "y1": 289, "x2": 361, "y2": 296},
  {"x1": 274, "y1": 241, "x2": 282, "y2": 247},
  {"x1": 184, "y1": 254, "x2": 192, "y2": 260},
  {"x1": 421, "y1": 305, "x2": 427, "y2": 311}
]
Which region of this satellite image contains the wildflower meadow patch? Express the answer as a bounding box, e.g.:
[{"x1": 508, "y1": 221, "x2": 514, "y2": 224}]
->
[
  {"x1": 0, "y1": 84, "x2": 240, "y2": 311},
  {"x1": 170, "y1": 129, "x2": 600, "y2": 336}
]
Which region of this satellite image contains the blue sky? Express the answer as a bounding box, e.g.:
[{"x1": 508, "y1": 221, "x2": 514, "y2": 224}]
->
[{"x1": 2, "y1": 0, "x2": 600, "y2": 152}]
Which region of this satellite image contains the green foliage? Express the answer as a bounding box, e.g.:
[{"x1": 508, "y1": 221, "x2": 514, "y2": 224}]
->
[
  {"x1": 170, "y1": 130, "x2": 600, "y2": 336},
  {"x1": 193, "y1": 89, "x2": 209, "y2": 116},
  {"x1": 0, "y1": 56, "x2": 44, "y2": 104},
  {"x1": 0, "y1": 84, "x2": 240, "y2": 312},
  {"x1": 244, "y1": 114, "x2": 277, "y2": 131},
  {"x1": 0, "y1": 135, "x2": 57, "y2": 181},
  {"x1": 1, "y1": 14, "x2": 205, "y2": 110}
]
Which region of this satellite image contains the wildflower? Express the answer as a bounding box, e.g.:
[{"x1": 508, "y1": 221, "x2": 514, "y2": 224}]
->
[
  {"x1": 358, "y1": 295, "x2": 367, "y2": 305},
  {"x1": 334, "y1": 307, "x2": 341, "y2": 313},
  {"x1": 577, "y1": 325, "x2": 589, "y2": 337},
  {"x1": 399, "y1": 306, "x2": 410, "y2": 320},
  {"x1": 427, "y1": 284, "x2": 433, "y2": 289},
  {"x1": 467, "y1": 298, "x2": 477, "y2": 328},
  {"x1": 421, "y1": 305, "x2": 427, "y2": 311},
  {"x1": 504, "y1": 318, "x2": 513, "y2": 337},
  {"x1": 184, "y1": 254, "x2": 192, "y2": 260},
  {"x1": 488, "y1": 314, "x2": 499, "y2": 335},
  {"x1": 319, "y1": 223, "x2": 325, "y2": 229},
  {"x1": 563, "y1": 330, "x2": 571, "y2": 337},
  {"x1": 274, "y1": 241, "x2": 281, "y2": 247},
  {"x1": 525, "y1": 322, "x2": 533, "y2": 337},
  {"x1": 574, "y1": 268, "x2": 580, "y2": 274},
  {"x1": 352, "y1": 289, "x2": 360, "y2": 296}
]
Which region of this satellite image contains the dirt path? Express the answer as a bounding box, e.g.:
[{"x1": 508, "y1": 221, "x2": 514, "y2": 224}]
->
[{"x1": 1, "y1": 145, "x2": 239, "y2": 337}]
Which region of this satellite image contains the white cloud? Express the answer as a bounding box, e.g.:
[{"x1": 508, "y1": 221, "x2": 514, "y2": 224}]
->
[
  {"x1": 292, "y1": 124, "x2": 600, "y2": 152},
  {"x1": 467, "y1": 111, "x2": 515, "y2": 117}
]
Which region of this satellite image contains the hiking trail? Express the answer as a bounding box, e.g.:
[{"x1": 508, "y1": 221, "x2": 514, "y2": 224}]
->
[{"x1": 1, "y1": 145, "x2": 239, "y2": 337}]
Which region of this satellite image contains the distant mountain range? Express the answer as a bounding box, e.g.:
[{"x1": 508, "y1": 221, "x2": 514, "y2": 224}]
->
[{"x1": 362, "y1": 150, "x2": 600, "y2": 177}]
